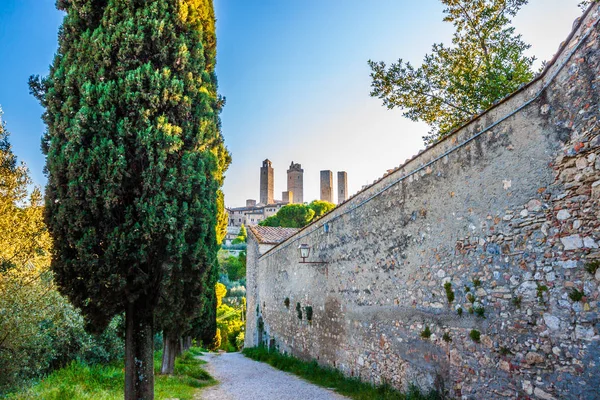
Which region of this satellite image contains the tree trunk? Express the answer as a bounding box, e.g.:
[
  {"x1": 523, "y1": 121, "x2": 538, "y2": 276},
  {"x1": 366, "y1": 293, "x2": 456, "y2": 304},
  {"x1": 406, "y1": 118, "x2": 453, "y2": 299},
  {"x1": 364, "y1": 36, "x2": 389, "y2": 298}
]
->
[
  {"x1": 125, "y1": 299, "x2": 154, "y2": 400},
  {"x1": 183, "y1": 336, "x2": 192, "y2": 351},
  {"x1": 160, "y1": 331, "x2": 178, "y2": 375},
  {"x1": 160, "y1": 332, "x2": 177, "y2": 375}
]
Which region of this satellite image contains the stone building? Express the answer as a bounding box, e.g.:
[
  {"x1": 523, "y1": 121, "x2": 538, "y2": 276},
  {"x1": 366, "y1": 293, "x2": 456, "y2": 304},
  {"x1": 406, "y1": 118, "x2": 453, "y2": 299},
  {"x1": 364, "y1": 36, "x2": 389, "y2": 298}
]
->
[
  {"x1": 337, "y1": 171, "x2": 348, "y2": 204},
  {"x1": 287, "y1": 162, "x2": 304, "y2": 204},
  {"x1": 320, "y1": 170, "x2": 333, "y2": 202},
  {"x1": 260, "y1": 159, "x2": 274, "y2": 205},
  {"x1": 246, "y1": 7, "x2": 600, "y2": 399}
]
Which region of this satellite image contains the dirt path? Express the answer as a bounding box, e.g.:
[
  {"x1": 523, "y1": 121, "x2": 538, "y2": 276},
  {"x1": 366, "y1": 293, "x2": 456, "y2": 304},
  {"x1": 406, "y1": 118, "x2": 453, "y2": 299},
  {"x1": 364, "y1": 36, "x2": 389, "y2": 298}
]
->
[{"x1": 196, "y1": 352, "x2": 349, "y2": 400}]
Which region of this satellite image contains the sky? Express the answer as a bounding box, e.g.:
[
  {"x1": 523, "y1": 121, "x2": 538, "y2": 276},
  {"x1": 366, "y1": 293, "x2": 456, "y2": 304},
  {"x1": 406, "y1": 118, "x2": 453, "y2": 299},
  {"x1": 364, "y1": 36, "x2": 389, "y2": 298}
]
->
[{"x1": 0, "y1": 0, "x2": 585, "y2": 208}]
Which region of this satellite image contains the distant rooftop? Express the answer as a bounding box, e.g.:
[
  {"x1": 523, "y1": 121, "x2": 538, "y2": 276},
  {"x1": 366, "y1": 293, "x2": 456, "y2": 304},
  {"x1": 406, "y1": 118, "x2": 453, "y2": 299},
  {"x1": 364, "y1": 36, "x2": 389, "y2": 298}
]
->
[{"x1": 248, "y1": 226, "x2": 300, "y2": 245}]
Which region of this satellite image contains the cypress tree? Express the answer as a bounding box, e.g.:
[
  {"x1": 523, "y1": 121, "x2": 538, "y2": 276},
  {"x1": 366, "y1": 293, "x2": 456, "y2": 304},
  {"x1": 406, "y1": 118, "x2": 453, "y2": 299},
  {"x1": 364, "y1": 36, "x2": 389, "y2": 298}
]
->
[{"x1": 30, "y1": 1, "x2": 226, "y2": 398}]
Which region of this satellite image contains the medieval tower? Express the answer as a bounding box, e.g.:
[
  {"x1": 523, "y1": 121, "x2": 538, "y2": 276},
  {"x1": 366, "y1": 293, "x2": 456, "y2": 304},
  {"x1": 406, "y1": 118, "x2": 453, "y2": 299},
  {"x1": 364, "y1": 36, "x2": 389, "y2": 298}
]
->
[
  {"x1": 260, "y1": 159, "x2": 274, "y2": 205},
  {"x1": 320, "y1": 170, "x2": 333, "y2": 203},
  {"x1": 287, "y1": 162, "x2": 304, "y2": 204},
  {"x1": 337, "y1": 171, "x2": 348, "y2": 204}
]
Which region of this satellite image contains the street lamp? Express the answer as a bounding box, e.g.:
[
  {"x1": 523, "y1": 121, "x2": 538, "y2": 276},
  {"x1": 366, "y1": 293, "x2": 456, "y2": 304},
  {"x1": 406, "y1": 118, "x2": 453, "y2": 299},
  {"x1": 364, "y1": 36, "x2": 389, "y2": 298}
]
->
[{"x1": 298, "y1": 244, "x2": 327, "y2": 264}]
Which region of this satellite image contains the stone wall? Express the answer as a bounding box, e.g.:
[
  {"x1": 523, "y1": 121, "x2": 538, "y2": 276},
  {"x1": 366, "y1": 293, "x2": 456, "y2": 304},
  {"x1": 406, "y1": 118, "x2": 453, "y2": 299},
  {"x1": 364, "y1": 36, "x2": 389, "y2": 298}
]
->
[{"x1": 246, "y1": 6, "x2": 600, "y2": 399}]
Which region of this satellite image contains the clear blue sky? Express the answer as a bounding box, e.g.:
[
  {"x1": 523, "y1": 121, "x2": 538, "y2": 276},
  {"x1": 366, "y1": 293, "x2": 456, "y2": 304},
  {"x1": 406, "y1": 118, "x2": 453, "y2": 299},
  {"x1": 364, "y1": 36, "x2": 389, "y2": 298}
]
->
[{"x1": 0, "y1": 0, "x2": 583, "y2": 207}]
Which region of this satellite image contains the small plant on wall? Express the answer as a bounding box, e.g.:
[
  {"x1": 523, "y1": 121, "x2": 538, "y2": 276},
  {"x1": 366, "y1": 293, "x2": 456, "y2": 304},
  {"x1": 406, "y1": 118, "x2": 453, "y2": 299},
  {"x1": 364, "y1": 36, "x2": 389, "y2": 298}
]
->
[
  {"x1": 585, "y1": 260, "x2": 599, "y2": 276},
  {"x1": 420, "y1": 326, "x2": 432, "y2": 339},
  {"x1": 296, "y1": 302, "x2": 302, "y2": 320},
  {"x1": 568, "y1": 288, "x2": 585, "y2": 302},
  {"x1": 284, "y1": 297, "x2": 290, "y2": 308},
  {"x1": 444, "y1": 282, "x2": 455, "y2": 304},
  {"x1": 305, "y1": 306, "x2": 313, "y2": 323}
]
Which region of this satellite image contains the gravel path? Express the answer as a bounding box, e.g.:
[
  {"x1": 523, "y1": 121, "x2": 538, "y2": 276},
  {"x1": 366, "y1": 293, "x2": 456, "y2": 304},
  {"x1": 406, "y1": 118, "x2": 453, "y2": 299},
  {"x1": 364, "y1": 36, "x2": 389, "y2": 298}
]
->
[{"x1": 196, "y1": 352, "x2": 349, "y2": 400}]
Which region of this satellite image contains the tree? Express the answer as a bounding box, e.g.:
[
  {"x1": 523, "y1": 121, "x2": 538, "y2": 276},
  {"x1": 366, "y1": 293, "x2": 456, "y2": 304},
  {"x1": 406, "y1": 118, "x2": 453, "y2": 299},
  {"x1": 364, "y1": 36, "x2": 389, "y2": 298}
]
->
[
  {"x1": 308, "y1": 200, "x2": 336, "y2": 219},
  {"x1": 369, "y1": 0, "x2": 535, "y2": 143},
  {"x1": 260, "y1": 201, "x2": 335, "y2": 228},
  {"x1": 30, "y1": 1, "x2": 225, "y2": 398},
  {"x1": 232, "y1": 224, "x2": 247, "y2": 244},
  {"x1": 0, "y1": 110, "x2": 123, "y2": 393}
]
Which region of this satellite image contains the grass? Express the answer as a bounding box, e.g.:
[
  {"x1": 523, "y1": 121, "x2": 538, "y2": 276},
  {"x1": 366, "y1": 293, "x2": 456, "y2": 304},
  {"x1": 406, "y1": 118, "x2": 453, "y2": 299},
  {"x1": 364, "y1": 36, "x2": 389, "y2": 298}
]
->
[
  {"x1": 9, "y1": 347, "x2": 213, "y2": 400},
  {"x1": 243, "y1": 346, "x2": 441, "y2": 400}
]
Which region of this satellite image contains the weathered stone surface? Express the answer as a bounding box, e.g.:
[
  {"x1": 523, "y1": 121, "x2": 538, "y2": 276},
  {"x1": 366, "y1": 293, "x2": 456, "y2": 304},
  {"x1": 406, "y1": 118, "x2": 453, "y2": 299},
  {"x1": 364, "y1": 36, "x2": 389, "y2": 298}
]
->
[
  {"x1": 534, "y1": 387, "x2": 557, "y2": 400},
  {"x1": 543, "y1": 313, "x2": 561, "y2": 331},
  {"x1": 556, "y1": 209, "x2": 571, "y2": 220},
  {"x1": 561, "y1": 235, "x2": 583, "y2": 250}
]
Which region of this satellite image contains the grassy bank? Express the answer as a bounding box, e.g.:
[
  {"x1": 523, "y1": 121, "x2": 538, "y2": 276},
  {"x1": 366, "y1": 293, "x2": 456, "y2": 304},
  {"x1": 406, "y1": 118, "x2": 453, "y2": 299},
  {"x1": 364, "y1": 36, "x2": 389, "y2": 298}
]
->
[
  {"x1": 242, "y1": 347, "x2": 441, "y2": 400},
  {"x1": 8, "y1": 347, "x2": 213, "y2": 400}
]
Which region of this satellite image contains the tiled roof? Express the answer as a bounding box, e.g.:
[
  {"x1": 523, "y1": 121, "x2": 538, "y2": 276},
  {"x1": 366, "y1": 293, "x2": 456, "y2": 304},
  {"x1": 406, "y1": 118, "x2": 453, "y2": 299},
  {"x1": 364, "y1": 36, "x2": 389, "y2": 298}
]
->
[{"x1": 248, "y1": 226, "x2": 300, "y2": 245}]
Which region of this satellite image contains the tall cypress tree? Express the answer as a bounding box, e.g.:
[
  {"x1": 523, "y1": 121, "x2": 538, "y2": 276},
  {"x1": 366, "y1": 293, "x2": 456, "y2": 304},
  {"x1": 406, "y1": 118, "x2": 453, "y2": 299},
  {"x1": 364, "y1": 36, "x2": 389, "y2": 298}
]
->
[{"x1": 30, "y1": 1, "x2": 225, "y2": 398}]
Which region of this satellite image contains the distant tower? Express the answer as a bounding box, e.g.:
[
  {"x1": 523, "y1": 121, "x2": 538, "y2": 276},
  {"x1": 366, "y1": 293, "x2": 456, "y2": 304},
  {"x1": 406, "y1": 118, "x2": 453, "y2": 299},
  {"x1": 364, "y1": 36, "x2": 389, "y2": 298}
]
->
[
  {"x1": 320, "y1": 170, "x2": 333, "y2": 203},
  {"x1": 282, "y1": 191, "x2": 293, "y2": 204},
  {"x1": 287, "y1": 162, "x2": 304, "y2": 204},
  {"x1": 337, "y1": 171, "x2": 348, "y2": 204},
  {"x1": 260, "y1": 159, "x2": 274, "y2": 205}
]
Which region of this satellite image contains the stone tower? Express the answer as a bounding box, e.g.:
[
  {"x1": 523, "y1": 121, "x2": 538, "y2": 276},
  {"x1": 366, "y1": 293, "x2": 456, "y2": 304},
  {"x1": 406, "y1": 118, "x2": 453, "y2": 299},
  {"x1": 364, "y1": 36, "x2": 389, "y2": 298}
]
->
[
  {"x1": 320, "y1": 170, "x2": 333, "y2": 203},
  {"x1": 287, "y1": 162, "x2": 304, "y2": 204},
  {"x1": 260, "y1": 159, "x2": 274, "y2": 205},
  {"x1": 337, "y1": 171, "x2": 348, "y2": 204}
]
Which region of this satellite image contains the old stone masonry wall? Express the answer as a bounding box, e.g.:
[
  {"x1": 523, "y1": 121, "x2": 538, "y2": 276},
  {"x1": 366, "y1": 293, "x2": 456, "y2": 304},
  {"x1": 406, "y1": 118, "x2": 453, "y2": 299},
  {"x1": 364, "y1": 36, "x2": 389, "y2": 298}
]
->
[{"x1": 246, "y1": 6, "x2": 600, "y2": 399}]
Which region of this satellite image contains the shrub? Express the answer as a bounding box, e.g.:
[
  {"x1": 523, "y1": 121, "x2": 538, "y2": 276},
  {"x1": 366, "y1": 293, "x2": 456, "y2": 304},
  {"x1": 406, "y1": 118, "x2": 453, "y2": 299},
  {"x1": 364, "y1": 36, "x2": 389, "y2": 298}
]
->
[
  {"x1": 467, "y1": 293, "x2": 475, "y2": 304},
  {"x1": 456, "y1": 307, "x2": 463, "y2": 316},
  {"x1": 474, "y1": 306, "x2": 486, "y2": 318},
  {"x1": 472, "y1": 278, "x2": 482, "y2": 288},
  {"x1": 305, "y1": 306, "x2": 313, "y2": 322},
  {"x1": 443, "y1": 282, "x2": 455, "y2": 303},
  {"x1": 584, "y1": 260, "x2": 599, "y2": 276},
  {"x1": 442, "y1": 332, "x2": 452, "y2": 343},
  {"x1": 469, "y1": 329, "x2": 481, "y2": 343},
  {"x1": 420, "y1": 326, "x2": 432, "y2": 339},
  {"x1": 512, "y1": 296, "x2": 522, "y2": 308},
  {"x1": 568, "y1": 288, "x2": 585, "y2": 302},
  {"x1": 296, "y1": 302, "x2": 302, "y2": 320},
  {"x1": 284, "y1": 297, "x2": 290, "y2": 308}
]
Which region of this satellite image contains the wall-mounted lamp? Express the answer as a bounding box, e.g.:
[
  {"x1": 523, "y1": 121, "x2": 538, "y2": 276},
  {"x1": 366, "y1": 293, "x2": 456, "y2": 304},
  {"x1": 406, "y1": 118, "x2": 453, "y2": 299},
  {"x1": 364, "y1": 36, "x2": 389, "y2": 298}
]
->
[{"x1": 298, "y1": 244, "x2": 327, "y2": 264}]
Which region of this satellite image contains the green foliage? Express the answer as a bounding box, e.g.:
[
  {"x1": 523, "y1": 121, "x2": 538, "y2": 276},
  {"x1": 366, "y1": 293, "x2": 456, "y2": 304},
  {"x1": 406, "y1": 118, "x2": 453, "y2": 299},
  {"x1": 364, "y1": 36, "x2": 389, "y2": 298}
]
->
[
  {"x1": 474, "y1": 306, "x2": 486, "y2": 318},
  {"x1": 284, "y1": 297, "x2": 290, "y2": 308},
  {"x1": 32, "y1": 11, "x2": 228, "y2": 389},
  {"x1": 537, "y1": 284, "x2": 549, "y2": 302},
  {"x1": 243, "y1": 347, "x2": 441, "y2": 400},
  {"x1": 260, "y1": 201, "x2": 335, "y2": 228},
  {"x1": 467, "y1": 293, "x2": 475, "y2": 304},
  {"x1": 442, "y1": 332, "x2": 452, "y2": 343},
  {"x1": 469, "y1": 329, "x2": 481, "y2": 343},
  {"x1": 420, "y1": 326, "x2": 432, "y2": 339},
  {"x1": 512, "y1": 296, "x2": 522, "y2": 308},
  {"x1": 0, "y1": 120, "x2": 123, "y2": 394},
  {"x1": 456, "y1": 307, "x2": 463, "y2": 316},
  {"x1": 215, "y1": 283, "x2": 227, "y2": 308},
  {"x1": 585, "y1": 260, "x2": 600, "y2": 276},
  {"x1": 472, "y1": 278, "x2": 482, "y2": 288},
  {"x1": 369, "y1": 0, "x2": 534, "y2": 143},
  {"x1": 443, "y1": 282, "x2": 455, "y2": 303},
  {"x1": 307, "y1": 200, "x2": 336, "y2": 219},
  {"x1": 10, "y1": 349, "x2": 213, "y2": 400},
  {"x1": 568, "y1": 288, "x2": 585, "y2": 302},
  {"x1": 232, "y1": 225, "x2": 247, "y2": 244},
  {"x1": 214, "y1": 284, "x2": 245, "y2": 351},
  {"x1": 219, "y1": 251, "x2": 246, "y2": 281},
  {"x1": 305, "y1": 306, "x2": 313, "y2": 322},
  {"x1": 499, "y1": 346, "x2": 512, "y2": 356},
  {"x1": 296, "y1": 302, "x2": 303, "y2": 320}
]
